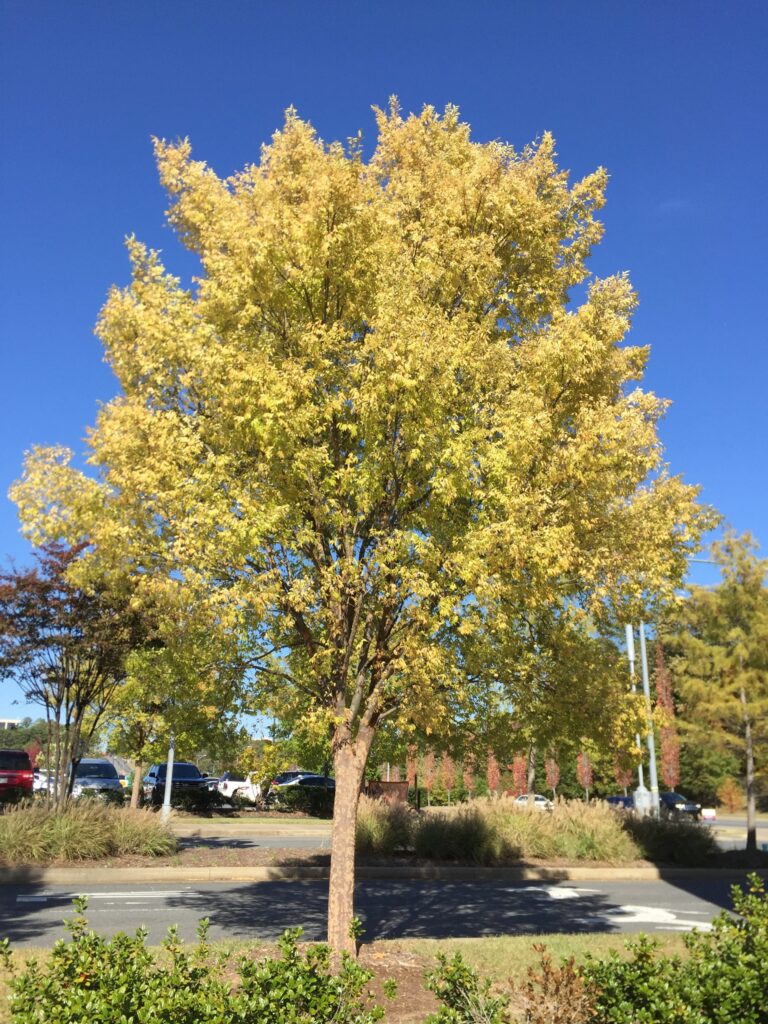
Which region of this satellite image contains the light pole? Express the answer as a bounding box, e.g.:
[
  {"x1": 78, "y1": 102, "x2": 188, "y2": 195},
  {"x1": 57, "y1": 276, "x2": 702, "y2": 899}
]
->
[
  {"x1": 624, "y1": 625, "x2": 645, "y2": 790},
  {"x1": 638, "y1": 622, "x2": 660, "y2": 817},
  {"x1": 160, "y1": 731, "x2": 175, "y2": 823}
]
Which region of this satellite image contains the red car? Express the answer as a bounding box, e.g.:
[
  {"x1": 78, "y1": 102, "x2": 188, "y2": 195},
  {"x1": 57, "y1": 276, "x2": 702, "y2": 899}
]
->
[{"x1": 0, "y1": 749, "x2": 34, "y2": 803}]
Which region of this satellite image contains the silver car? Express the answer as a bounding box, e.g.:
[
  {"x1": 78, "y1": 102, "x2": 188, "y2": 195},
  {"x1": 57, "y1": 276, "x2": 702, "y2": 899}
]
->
[{"x1": 71, "y1": 759, "x2": 124, "y2": 802}]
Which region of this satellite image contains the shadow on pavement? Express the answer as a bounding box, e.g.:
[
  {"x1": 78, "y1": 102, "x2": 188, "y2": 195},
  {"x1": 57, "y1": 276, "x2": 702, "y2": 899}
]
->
[{"x1": 166, "y1": 879, "x2": 621, "y2": 943}]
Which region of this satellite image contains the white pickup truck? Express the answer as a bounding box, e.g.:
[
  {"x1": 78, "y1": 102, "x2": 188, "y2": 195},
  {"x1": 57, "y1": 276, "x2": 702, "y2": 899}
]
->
[{"x1": 217, "y1": 774, "x2": 262, "y2": 804}]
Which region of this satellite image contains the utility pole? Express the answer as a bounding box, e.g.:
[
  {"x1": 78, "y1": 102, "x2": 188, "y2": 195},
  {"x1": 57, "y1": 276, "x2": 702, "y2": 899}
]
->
[
  {"x1": 624, "y1": 624, "x2": 646, "y2": 790},
  {"x1": 639, "y1": 622, "x2": 660, "y2": 817},
  {"x1": 160, "y1": 731, "x2": 175, "y2": 823}
]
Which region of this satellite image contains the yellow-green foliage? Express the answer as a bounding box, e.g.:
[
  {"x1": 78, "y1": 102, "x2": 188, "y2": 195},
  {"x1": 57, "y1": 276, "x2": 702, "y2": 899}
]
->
[{"x1": 0, "y1": 803, "x2": 177, "y2": 863}]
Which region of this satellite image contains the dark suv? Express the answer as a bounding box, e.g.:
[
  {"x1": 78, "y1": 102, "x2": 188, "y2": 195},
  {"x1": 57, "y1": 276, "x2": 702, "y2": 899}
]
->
[
  {"x1": 142, "y1": 762, "x2": 210, "y2": 807},
  {"x1": 0, "y1": 749, "x2": 34, "y2": 803}
]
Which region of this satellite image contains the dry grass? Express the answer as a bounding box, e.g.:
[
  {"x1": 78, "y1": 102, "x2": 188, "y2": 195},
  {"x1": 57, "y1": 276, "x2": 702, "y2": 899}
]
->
[
  {"x1": 0, "y1": 803, "x2": 177, "y2": 864},
  {"x1": 357, "y1": 796, "x2": 723, "y2": 866}
]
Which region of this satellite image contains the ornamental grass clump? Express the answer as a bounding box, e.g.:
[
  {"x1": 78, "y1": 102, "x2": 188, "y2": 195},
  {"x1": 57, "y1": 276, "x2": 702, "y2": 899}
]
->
[
  {"x1": 413, "y1": 806, "x2": 512, "y2": 865},
  {"x1": 0, "y1": 802, "x2": 177, "y2": 863},
  {"x1": 356, "y1": 796, "x2": 415, "y2": 856},
  {"x1": 622, "y1": 812, "x2": 719, "y2": 865}
]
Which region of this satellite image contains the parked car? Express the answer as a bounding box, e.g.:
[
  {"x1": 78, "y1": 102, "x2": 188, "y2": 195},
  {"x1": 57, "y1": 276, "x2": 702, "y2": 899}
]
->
[
  {"x1": 512, "y1": 793, "x2": 553, "y2": 811},
  {"x1": 218, "y1": 773, "x2": 263, "y2": 804},
  {"x1": 660, "y1": 791, "x2": 702, "y2": 819},
  {"x1": 33, "y1": 768, "x2": 54, "y2": 794},
  {"x1": 0, "y1": 749, "x2": 34, "y2": 803},
  {"x1": 71, "y1": 759, "x2": 124, "y2": 802},
  {"x1": 271, "y1": 772, "x2": 335, "y2": 791},
  {"x1": 605, "y1": 795, "x2": 634, "y2": 810},
  {"x1": 142, "y1": 761, "x2": 210, "y2": 807}
]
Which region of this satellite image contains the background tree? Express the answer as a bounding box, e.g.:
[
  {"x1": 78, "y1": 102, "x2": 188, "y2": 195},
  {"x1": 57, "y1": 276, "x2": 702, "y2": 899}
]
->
[
  {"x1": 545, "y1": 756, "x2": 560, "y2": 799},
  {"x1": 11, "y1": 105, "x2": 711, "y2": 951},
  {"x1": 462, "y1": 753, "x2": 477, "y2": 798},
  {"x1": 486, "y1": 751, "x2": 501, "y2": 796},
  {"x1": 576, "y1": 751, "x2": 593, "y2": 801},
  {"x1": 663, "y1": 532, "x2": 768, "y2": 850},
  {"x1": 422, "y1": 750, "x2": 436, "y2": 806},
  {"x1": 654, "y1": 644, "x2": 680, "y2": 790},
  {"x1": 440, "y1": 753, "x2": 455, "y2": 804},
  {"x1": 0, "y1": 543, "x2": 147, "y2": 806},
  {"x1": 614, "y1": 757, "x2": 634, "y2": 796},
  {"x1": 511, "y1": 754, "x2": 527, "y2": 797}
]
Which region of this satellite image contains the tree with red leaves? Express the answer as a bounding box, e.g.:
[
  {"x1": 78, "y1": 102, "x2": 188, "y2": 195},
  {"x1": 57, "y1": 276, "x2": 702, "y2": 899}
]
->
[
  {"x1": 576, "y1": 751, "x2": 593, "y2": 801},
  {"x1": 0, "y1": 542, "x2": 148, "y2": 807},
  {"x1": 423, "y1": 750, "x2": 436, "y2": 806},
  {"x1": 655, "y1": 643, "x2": 680, "y2": 789},
  {"x1": 614, "y1": 757, "x2": 634, "y2": 795},
  {"x1": 486, "y1": 751, "x2": 501, "y2": 796},
  {"x1": 462, "y1": 752, "x2": 477, "y2": 797},
  {"x1": 511, "y1": 754, "x2": 527, "y2": 797},
  {"x1": 405, "y1": 746, "x2": 418, "y2": 790},
  {"x1": 440, "y1": 753, "x2": 455, "y2": 803},
  {"x1": 545, "y1": 756, "x2": 560, "y2": 799}
]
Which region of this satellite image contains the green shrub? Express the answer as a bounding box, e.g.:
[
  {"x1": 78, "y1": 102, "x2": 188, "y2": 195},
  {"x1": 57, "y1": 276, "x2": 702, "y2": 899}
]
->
[
  {"x1": 2, "y1": 900, "x2": 385, "y2": 1024},
  {"x1": 622, "y1": 813, "x2": 719, "y2": 865},
  {"x1": 582, "y1": 874, "x2": 768, "y2": 1023},
  {"x1": 275, "y1": 785, "x2": 335, "y2": 817},
  {"x1": 425, "y1": 951, "x2": 510, "y2": 1023},
  {"x1": 0, "y1": 803, "x2": 177, "y2": 863},
  {"x1": 356, "y1": 796, "x2": 415, "y2": 856},
  {"x1": 423, "y1": 876, "x2": 768, "y2": 1024}
]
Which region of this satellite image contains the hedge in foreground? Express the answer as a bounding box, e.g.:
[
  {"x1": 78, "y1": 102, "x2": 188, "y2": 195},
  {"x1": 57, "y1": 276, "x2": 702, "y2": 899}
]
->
[
  {"x1": 2, "y1": 901, "x2": 385, "y2": 1024},
  {"x1": 0, "y1": 802, "x2": 177, "y2": 863}
]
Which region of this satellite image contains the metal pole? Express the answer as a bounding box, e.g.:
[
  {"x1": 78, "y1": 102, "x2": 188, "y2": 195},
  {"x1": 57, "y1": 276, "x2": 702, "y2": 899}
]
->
[
  {"x1": 624, "y1": 624, "x2": 645, "y2": 790},
  {"x1": 160, "y1": 732, "x2": 175, "y2": 823},
  {"x1": 639, "y1": 623, "x2": 660, "y2": 816}
]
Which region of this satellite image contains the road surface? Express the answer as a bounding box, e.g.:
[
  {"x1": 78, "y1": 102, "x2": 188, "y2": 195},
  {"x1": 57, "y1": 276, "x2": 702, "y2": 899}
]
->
[{"x1": 0, "y1": 876, "x2": 740, "y2": 948}]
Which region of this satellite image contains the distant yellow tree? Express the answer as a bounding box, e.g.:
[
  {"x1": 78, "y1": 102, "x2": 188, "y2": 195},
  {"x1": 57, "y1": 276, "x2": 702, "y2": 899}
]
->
[{"x1": 12, "y1": 103, "x2": 712, "y2": 952}]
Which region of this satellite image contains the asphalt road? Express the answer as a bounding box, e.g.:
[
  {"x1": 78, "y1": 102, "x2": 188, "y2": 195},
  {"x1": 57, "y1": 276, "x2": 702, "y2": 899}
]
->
[{"x1": 0, "y1": 876, "x2": 740, "y2": 948}]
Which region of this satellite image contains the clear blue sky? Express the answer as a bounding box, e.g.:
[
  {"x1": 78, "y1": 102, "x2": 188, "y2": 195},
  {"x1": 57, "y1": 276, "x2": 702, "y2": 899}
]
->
[{"x1": 1, "y1": 2, "x2": 766, "y2": 717}]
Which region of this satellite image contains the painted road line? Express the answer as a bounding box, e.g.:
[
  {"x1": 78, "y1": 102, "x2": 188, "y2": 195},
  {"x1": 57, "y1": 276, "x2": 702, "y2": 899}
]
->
[{"x1": 16, "y1": 890, "x2": 202, "y2": 903}]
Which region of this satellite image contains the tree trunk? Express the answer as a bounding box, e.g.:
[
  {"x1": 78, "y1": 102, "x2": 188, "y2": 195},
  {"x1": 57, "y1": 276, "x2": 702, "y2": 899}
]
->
[
  {"x1": 740, "y1": 685, "x2": 757, "y2": 853},
  {"x1": 327, "y1": 729, "x2": 373, "y2": 956},
  {"x1": 526, "y1": 745, "x2": 536, "y2": 805},
  {"x1": 130, "y1": 763, "x2": 143, "y2": 809}
]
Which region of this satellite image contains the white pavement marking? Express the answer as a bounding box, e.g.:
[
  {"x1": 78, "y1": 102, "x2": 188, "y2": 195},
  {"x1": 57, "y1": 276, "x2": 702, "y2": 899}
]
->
[
  {"x1": 17, "y1": 890, "x2": 201, "y2": 903},
  {"x1": 506, "y1": 885, "x2": 599, "y2": 900},
  {"x1": 601, "y1": 905, "x2": 713, "y2": 932}
]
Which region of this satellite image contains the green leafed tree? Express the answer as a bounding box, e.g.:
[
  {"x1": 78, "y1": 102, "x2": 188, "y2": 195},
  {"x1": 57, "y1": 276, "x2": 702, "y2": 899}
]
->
[
  {"x1": 663, "y1": 532, "x2": 768, "y2": 850},
  {"x1": 11, "y1": 104, "x2": 712, "y2": 951}
]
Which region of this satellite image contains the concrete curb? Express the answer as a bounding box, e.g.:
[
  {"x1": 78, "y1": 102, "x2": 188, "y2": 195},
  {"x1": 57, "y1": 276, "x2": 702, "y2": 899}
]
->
[{"x1": 1, "y1": 864, "x2": 766, "y2": 886}]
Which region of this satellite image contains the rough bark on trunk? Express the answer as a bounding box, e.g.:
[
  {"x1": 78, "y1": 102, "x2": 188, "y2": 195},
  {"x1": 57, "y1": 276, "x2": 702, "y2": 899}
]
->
[
  {"x1": 327, "y1": 730, "x2": 373, "y2": 956},
  {"x1": 740, "y1": 685, "x2": 757, "y2": 852},
  {"x1": 130, "y1": 764, "x2": 143, "y2": 809}
]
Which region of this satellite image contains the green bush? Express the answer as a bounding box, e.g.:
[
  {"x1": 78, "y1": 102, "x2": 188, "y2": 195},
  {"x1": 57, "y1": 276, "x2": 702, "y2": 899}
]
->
[
  {"x1": 423, "y1": 876, "x2": 768, "y2": 1023},
  {"x1": 582, "y1": 874, "x2": 768, "y2": 1023},
  {"x1": 274, "y1": 785, "x2": 335, "y2": 817},
  {"x1": 356, "y1": 796, "x2": 415, "y2": 856},
  {"x1": 622, "y1": 813, "x2": 719, "y2": 865},
  {"x1": 0, "y1": 803, "x2": 177, "y2": 863},
  {"x1": 2, "y1": 901, "x2": 386, "y2": 1024}
]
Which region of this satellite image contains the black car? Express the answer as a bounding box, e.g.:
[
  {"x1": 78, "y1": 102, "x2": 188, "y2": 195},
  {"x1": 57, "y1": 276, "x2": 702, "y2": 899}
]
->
[
  {"x1": 605, "y1": 795, "x2": 634, "y2": 810},
  {"x1": 142, "y1": 762, "x2": 210, "y2": 807},
  {"x1": 660, "y1": 791, "x2": 702, "y2": 819}
]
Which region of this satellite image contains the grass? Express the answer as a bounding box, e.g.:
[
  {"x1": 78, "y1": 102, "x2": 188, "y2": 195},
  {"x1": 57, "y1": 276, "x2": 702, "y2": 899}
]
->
[
  {"x1": 0, "y1": 803, "x2": 177, "y2": 864},
  {"x1": 357, "y1": 795, "x2": 724, "y2": 866}
]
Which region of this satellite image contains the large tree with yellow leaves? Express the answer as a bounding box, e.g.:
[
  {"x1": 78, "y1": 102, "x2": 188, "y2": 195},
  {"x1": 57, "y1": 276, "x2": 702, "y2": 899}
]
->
[{"x1": 12, "y1": 104, "x2": 711, "y2": 952}]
